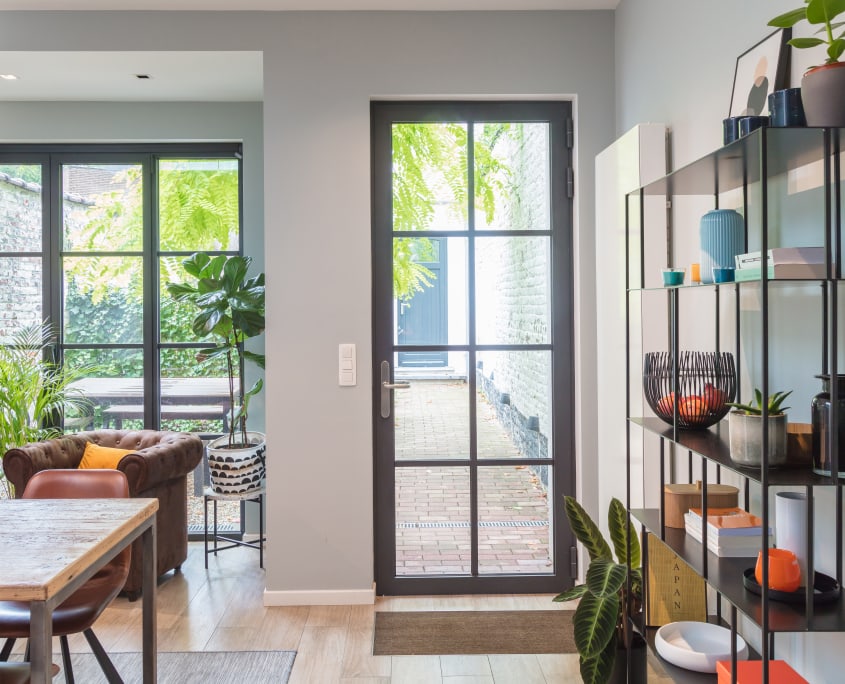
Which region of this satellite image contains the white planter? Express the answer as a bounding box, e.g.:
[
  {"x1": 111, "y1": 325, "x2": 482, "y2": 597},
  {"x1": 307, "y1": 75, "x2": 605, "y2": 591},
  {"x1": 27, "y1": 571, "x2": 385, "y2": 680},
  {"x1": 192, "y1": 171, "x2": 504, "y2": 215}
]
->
[
  {"x1": 728, "y1": 411, "x2": 788, "y2": 468},
  {"x1": 207, "y1": 431, "x2": 266, "y2": 495}
]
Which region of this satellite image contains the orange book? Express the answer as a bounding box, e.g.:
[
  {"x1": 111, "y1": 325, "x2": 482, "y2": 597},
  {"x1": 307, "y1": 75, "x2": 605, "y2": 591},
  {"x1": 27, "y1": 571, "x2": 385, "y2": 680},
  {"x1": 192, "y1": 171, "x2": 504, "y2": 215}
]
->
[
  {"x1": 688, "y1": 507, "x2": 767, "y2": 535},
  {"x1": 716, "y1": 660, "x2": 808, "y2": 683}
]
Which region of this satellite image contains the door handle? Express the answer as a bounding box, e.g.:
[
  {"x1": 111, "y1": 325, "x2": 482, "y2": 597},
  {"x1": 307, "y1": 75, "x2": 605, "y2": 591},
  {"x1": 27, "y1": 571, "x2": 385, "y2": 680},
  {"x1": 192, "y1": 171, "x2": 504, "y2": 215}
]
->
[{"x1": 380, "y1": 360, "x2": 410, "y2": 419}]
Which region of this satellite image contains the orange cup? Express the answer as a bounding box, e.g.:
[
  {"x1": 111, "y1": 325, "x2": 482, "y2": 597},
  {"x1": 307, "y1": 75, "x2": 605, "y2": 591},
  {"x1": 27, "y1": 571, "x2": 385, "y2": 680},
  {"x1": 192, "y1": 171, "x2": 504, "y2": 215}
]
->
[
  {"x1": 755, "y1": 548, "x2": 801, "y2": 592},
  {"x1": 691, "y1": 263, "x2": 701, "y2": 283}
]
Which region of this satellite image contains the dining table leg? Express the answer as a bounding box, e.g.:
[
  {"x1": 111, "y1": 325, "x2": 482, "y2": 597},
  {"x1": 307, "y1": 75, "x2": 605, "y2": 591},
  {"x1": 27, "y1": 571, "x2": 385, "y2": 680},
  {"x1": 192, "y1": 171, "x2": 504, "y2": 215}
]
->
[
  {"x1": 142, "y1": 519, "x2": 157, "y2": 683},
  {"x1": 28, "y1": 600, "x2": 51, "y2": 684}
]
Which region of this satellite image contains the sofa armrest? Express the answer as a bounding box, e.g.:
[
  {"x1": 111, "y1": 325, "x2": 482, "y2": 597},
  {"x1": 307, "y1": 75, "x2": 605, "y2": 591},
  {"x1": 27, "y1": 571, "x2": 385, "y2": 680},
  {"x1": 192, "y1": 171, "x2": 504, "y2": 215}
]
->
[{"x1": 3, "y1": 435, "x2": 88, "y2": 498}]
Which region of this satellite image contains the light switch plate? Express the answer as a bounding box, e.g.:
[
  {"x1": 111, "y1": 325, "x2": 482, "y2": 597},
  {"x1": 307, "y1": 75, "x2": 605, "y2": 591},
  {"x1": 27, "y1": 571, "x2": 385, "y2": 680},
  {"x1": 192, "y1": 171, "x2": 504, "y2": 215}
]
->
[{"x1": 338, "y1": 343, "x2": 356, "y2": 386}]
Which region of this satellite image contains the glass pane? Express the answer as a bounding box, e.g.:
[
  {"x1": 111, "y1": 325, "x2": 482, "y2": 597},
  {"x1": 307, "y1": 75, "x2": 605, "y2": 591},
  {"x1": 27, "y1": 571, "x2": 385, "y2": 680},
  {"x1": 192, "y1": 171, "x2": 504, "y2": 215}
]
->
[
  {"x1": 63, "y1": 164, "x2": 143, "y2": 251},
  {"x1": 0, "y1": 257, "x2": 41, "y2": 343},
  {"x1": 395, "y1": 466, "x2": 470, "y2": 576},
  {"x1": 159, "y1": 159, "x2": 239, "y2": 252},
  {"x1": 394, "y1": 352, "x2": 469, "y2": 461},
  {"x1": 63, "y1": 348, "x2": 144, "y2": 431},
  {"x1": 160, "y1": 257, "x2": 215, "y2": 344},
  {"x1": 160, "y1": 348, "x2": 233, "y2": 435},
  {"x1": 0, "y1": 164, "x2": 42, "y2": 252},
  {"x1": 476, "y1": 350, "x2": 552, "y2": 460},
  {"x1": 391, "y1": 123, "x2": 467, "y2": 231},
  {"x1": 63, "y1": 257, "x2": 143, "y2": 344},
  {"x1": 478, "y1": 465, "x2": 553, "y2": 575},
  {"x1": 394, "y1": 236, "x2": 467, "y2": 349},
  {"x1": 474, "y1": 122, "x2": 550, "y2": 231},
  {"x1": 475, "y1": 236, "x2": 551, "y2": 345}
]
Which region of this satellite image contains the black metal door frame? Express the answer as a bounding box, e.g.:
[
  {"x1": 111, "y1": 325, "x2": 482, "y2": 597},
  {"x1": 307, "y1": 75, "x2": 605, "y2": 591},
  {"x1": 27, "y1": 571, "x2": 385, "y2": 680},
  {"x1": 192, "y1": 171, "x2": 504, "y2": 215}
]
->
[{"x1": 371, "y1": 100, "x2": 576, "y2": 595}]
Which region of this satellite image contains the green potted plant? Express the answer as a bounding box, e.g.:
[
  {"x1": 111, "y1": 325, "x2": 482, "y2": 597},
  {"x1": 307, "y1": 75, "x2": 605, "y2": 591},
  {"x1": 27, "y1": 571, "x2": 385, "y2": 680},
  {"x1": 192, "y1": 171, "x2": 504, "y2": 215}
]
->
[
  {"x1": 727, "y1": 389, "x2": 792, "y2": 468},
  {"x1": 554, "y1": 496, "x2": 645, "y2": 684},
  {"x1": 167, "y1": 253, "x2": 266, "y2": 494},
  {"x1": 769, "y1": 0, "x2": 845, "y2": 126},
  {"x1": 0, "y1": 322, "x2": 94, "y2": 497}
]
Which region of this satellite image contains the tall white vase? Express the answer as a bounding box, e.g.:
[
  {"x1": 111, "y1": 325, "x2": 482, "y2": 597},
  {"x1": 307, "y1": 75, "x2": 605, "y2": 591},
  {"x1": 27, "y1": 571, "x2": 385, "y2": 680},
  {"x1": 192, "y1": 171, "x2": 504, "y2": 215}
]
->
[{"x1": 776, "y1": 491, "x2": 810, "y2": 587}]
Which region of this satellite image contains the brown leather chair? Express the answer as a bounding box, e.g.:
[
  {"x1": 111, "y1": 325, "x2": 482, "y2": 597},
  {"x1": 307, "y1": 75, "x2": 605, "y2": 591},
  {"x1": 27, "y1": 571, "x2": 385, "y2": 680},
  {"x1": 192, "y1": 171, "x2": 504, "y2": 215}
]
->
[
  {"x1": 3, "y1": 429, "x2": 204, "y2": 599},
  {"x1": 0, "y1": 469, "x2": 131, "y2": 683}
]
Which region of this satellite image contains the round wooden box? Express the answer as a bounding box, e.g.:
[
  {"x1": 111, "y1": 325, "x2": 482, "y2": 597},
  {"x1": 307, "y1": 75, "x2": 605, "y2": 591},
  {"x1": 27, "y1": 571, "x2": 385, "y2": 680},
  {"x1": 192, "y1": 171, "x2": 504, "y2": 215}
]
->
[{"x1": 664, "y1": 482, "x2": 739, "y2": 529}]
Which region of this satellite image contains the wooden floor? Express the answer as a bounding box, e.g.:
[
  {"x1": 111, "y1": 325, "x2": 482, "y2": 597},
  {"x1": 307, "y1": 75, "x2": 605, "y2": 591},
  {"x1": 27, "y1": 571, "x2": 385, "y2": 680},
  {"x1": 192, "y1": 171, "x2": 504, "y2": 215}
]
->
[{"x1": 17, "y1": 542, "x2": 672, "y2": 683}]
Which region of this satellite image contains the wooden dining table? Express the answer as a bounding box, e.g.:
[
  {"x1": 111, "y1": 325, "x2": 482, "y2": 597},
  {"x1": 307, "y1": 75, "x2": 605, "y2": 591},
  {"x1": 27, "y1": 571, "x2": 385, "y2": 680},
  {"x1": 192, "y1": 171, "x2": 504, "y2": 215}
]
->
[
  {"x1": 70, "y1": 376, "x2": 235, "y2": 404},
  {"x1": 0, "y1": 498, "x2": 158, "y2": 683}
]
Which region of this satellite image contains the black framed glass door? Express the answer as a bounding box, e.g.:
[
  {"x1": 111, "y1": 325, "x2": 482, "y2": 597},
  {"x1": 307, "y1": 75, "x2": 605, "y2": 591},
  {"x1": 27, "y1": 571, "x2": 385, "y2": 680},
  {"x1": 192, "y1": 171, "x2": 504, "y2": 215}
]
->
[{"x1": 372, "y1": 101, "x2": 576, "y2": 594}]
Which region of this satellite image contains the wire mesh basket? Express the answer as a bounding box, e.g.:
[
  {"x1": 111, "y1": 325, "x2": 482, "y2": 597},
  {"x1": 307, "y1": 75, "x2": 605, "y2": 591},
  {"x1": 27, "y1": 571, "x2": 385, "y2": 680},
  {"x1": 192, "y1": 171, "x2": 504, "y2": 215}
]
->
[{"x1": 643, "y1": 351, "x2": 737, "y2": 429}]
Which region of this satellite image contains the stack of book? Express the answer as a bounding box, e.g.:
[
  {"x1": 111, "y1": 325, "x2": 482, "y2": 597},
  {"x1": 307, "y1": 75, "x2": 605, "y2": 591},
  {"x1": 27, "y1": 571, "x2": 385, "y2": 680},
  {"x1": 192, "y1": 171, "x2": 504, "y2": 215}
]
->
[
  {"x1": 734, "y1": 247, "x2": 825, "y2": 281},
  {"x1": 684, "y1": 506, "x2": 772, "y2": 557}
]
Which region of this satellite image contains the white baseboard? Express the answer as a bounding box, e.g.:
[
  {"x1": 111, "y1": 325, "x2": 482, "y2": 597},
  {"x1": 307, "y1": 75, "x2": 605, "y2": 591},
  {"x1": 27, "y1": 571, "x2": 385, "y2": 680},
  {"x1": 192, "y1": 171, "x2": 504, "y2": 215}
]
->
[{"x1": 263, "y1": 584, "x2": 375, "y2": 606}]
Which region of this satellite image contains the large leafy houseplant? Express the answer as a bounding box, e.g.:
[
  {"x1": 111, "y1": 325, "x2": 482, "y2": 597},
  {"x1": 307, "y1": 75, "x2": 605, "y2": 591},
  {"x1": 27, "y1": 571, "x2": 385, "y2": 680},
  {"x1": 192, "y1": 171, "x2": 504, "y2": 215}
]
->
[
  {"x1": 769, "y1": 0, "x2": 845, "y2": 65},
  {"x1": 0, "y1": 322, "x2": 93, "y2": 497},
  {"x1": 166, "y1": 253, "x2": 266, "y2": 449},
  {"x1": 769, "y1": 0, "x2": 845, "y2": 126},
  {"x1": 554, "y1": 496, "x2": 643, "y2": 684}
]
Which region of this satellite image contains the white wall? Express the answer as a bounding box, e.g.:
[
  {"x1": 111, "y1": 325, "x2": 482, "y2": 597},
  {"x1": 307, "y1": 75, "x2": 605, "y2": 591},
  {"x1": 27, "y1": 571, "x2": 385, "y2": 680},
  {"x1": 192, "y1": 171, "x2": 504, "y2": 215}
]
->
[
  {"x1": 614, "y1": 2, "x2": 841, "y2": 680},
  {"x1": 0, "y1": 10, "x2": 616, "y2": 602}
]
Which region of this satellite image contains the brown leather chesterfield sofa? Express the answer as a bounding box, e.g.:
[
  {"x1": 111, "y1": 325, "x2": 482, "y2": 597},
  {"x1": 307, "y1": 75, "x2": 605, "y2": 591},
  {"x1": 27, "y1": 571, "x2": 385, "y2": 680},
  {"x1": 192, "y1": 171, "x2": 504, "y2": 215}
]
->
[{"x1": 2, "y1": 429, "x2": 204, "y2": 600}]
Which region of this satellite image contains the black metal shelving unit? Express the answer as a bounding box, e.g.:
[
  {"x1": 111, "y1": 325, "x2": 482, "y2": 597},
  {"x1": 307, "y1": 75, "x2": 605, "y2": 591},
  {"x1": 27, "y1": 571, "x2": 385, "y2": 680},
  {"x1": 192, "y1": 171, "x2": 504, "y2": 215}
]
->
[{"x1": 624, "y1": 126, "x2": 844, "y2": 683}]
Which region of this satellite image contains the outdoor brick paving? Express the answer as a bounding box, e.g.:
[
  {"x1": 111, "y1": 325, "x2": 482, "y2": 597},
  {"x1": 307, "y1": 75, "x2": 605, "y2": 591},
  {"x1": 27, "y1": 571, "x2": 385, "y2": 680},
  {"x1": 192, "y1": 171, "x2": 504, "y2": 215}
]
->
[{"x1": 394, "y1": 379, "x2": 552, "y2": 575}]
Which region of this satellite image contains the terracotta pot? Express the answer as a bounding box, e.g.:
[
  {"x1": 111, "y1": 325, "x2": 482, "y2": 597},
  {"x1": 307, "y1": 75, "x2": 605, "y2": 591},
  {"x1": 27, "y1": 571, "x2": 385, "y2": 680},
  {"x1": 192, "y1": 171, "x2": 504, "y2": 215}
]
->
[{"x1": 801, "y1": 62, "x2": 845, "y2": 127}]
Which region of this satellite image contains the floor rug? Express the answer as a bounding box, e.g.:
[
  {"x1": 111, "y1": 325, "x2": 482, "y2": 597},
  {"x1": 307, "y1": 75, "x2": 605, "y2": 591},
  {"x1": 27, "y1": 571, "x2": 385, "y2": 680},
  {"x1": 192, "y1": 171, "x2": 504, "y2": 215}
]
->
[
  {"x1": 372, "y1": 610, "x2": 576, "y2": 655},
  {"x1": 26, "y1": 650, "x2": 296, "y2": 684}
]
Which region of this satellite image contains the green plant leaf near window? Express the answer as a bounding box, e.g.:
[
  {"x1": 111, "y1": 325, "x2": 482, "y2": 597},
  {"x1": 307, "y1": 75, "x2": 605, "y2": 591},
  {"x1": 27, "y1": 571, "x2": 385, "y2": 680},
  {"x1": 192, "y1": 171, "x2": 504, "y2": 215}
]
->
[{"x1": 769, "y1": 0, "x2": 845, "y2": 64}]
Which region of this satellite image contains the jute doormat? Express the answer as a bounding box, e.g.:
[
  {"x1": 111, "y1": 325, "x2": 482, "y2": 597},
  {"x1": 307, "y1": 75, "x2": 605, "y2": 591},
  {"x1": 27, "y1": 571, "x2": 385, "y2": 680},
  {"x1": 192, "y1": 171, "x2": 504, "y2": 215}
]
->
[{"x1": 372, "y1": 609, "x2": 576, "y2": 655}]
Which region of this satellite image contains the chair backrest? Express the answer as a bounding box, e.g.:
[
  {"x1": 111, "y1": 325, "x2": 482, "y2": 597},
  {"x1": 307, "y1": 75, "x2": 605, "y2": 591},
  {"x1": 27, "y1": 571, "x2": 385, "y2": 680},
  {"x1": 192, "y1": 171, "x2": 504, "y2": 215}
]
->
[
  {"x1": 22, "y1": 469, "x2": 129, "y2": 500},
  {"x1": 21, "y1": 469, "x2": 132, "y2": 590}
]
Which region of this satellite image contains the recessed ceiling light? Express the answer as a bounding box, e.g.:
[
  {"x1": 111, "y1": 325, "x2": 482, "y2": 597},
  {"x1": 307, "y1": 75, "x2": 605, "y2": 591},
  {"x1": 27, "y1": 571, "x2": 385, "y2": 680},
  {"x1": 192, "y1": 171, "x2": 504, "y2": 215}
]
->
[
  {"x1": 134, "y1": 74, "x2": 152, "y2": 80},
  {"x1": 0, "y1": 74, "x2": 18, "y2": 80}
]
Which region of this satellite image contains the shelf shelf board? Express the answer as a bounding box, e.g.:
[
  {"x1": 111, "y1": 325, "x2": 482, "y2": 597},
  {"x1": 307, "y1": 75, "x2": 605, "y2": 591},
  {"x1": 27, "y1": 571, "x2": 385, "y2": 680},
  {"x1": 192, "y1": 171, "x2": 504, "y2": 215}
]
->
[
  {"x1": 633, "y1": 508, "x2": 845, "y2": 632},
  {"x1": 629, "y1": 278, "x2": 826, "y2": 293},
  {"x1": 630, "y1": 416, "x2": 836, "y2": 487},
  {"x1": 631, "y1": 127, "x2": 827, "y2": 197}
]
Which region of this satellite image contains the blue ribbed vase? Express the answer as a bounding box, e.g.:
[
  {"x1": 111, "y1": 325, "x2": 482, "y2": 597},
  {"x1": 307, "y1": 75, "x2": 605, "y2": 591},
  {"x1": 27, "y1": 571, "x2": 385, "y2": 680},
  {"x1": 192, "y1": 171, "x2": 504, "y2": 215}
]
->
[{"x1": 700, "y1": 209, "x2": 744, "y2": 284}]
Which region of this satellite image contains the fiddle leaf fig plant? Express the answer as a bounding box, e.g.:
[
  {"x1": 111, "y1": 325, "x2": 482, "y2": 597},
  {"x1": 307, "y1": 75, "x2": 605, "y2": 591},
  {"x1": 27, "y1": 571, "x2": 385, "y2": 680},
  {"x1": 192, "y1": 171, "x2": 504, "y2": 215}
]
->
[
  {"x1": 769, "y1": 0, "x2": 845, "y2": 65},
  {"x1": 167, "y1": 253, "x2": 266, "y2": 449},
  {"x1": 554, "y1": 496, "x2": 642, "y2": 684},
  {"x1": 728, "y1": 389, "x2": 792, "y2": 416}
]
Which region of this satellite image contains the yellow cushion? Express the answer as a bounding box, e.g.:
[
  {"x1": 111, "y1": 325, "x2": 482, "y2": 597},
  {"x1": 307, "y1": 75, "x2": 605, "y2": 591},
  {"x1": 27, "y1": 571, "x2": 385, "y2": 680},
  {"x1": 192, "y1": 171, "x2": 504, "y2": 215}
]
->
[{"x1": 78, "y1": 442, "x2": 135, "y2": 469}]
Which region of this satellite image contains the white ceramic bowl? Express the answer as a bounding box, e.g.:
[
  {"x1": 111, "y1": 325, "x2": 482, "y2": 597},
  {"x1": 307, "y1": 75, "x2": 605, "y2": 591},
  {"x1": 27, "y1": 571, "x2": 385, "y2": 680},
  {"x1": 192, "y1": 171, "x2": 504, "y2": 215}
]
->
[{"x1": 655, "y1": 621, "x2": 748, "y2": 673}]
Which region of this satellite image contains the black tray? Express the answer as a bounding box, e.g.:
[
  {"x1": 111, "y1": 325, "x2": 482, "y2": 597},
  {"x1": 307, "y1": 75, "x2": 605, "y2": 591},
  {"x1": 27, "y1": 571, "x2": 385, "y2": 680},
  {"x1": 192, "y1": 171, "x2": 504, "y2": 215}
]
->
[{"x1": 743, "y1": 567, "x2": 841, "y2": 605}]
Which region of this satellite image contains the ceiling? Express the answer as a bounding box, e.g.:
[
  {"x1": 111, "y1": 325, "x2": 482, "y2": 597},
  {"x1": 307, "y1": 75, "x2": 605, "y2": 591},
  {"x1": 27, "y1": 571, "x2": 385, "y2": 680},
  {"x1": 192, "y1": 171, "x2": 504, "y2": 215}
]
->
[
  {"x1": 0, "y1": 2, "x2": 617, "y2": 101},
  {"x1": 0, "y1": 0, "x2": 618, "y2": 8}
]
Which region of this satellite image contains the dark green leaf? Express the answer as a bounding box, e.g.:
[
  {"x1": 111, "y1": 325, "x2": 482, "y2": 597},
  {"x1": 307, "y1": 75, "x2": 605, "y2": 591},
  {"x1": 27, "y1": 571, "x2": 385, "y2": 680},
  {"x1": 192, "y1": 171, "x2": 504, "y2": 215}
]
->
[
  {"x1": 769, "y1": 7, "x2": 809, "y2": 27},
  {"x1": 182, "y1": 252, "x2": 211, "y2": 278},
  {"x1": 807, "y1": 0, "x2": 845, "y2": 26},
  {"x1": 553, "y1": 584, "x2": 588, "y2": 603},
  {"x1": 579, "y1": 639, "x2": 617, "y2": 684},
  {"x1": 244, "y1": 378, "x2": 263, "y2": 398},
  {"x1": 607, "y1": 497, "x2": 641, "y2": 568},
  {"x1": 233, "y1": 309, "x2": 266, "y2": 338},
  {"x1": 585, "y1": 558, "x2": 627, "y2": 598},
  {"x1": 790, "y1": 36, "x2": 826, "y2": 47},
  {"x1": 165, "y1": 282, "x2": 197, "y2": 300},
  {"x1": 193, "y1": 309, "x2": 222, "y2": 336},
  {"x1": 222, "y1": 255, "x2": 250, "y2": 292},
  {"x1": 573, "y1": 592, "x2": 619, "y2": 658},
  {"x1": 829, "y1": 36, "x2": 845, "y2": 59},
  {"x1": 564, "y1": 496, "x2": 613, "y2": 562},
  {"x1": 242, "y1": 350, "x2": 266, "y2": 369}
]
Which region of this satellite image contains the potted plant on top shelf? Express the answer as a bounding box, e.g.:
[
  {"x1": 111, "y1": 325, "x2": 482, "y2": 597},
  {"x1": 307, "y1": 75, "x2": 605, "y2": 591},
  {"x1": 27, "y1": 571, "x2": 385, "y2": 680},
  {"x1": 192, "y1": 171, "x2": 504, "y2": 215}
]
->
[
  {"x1": 769, "y1": 0, "x2": 845, "y2": 126},
  {"x1": 554, "y1": 496, "x2": 645, "y2": 684},
  {"x1": 167, "y1": 253, "x2": 266, "y2": 495},
  {"x1": 727, "y1": 389, "x2": 792, "y2": 468}
]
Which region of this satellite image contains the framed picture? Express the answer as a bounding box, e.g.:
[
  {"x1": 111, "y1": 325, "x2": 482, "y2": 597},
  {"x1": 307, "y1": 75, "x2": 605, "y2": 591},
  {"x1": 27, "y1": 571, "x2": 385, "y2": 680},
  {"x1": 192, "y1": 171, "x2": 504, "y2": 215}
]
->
[{"x1": 729, "y1": 29, "x2": 791, "y2": 117}]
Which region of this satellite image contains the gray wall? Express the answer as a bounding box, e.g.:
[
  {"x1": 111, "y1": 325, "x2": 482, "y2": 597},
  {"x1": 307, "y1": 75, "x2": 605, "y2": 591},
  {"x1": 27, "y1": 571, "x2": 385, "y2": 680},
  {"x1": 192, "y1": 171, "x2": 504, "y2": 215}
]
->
[
  {"x1": 614, "y1": 2, "x2": 839, "y2": 680},
  {"x1": 0, "y1": 11, "x2": 615, "y2": 599}
]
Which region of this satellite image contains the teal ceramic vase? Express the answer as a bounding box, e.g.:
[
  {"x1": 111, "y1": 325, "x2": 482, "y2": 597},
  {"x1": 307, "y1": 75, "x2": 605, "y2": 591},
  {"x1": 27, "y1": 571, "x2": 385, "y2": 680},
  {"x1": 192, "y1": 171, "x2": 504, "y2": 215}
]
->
[{"x1": 700, "y1": 209, "x2": 744, "y2": 284}]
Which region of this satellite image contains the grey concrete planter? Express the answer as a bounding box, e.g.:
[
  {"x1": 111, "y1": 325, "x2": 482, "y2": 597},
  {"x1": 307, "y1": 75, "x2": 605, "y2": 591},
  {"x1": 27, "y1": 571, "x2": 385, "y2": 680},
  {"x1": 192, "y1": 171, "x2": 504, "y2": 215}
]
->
[
  {"x1": 801, "y1": 62, "x2": 845, "y2": 127},
  {"x1": 728, "y1": 411, "x2": 788, "y2": 468}
]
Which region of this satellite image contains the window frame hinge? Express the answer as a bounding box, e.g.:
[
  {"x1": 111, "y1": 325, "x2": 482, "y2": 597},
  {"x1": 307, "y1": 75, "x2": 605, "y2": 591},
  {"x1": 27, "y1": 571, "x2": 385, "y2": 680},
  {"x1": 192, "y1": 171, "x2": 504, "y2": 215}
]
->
[
  {"x1": 565, "y1": 117, "x2": 574, "y2": 149},
  {"x1": 570, "y1": 545, "x2": 578, "y2": 578},
  {"x1": 566, "y1": 167, "x2": 574, "y2": 199}
]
